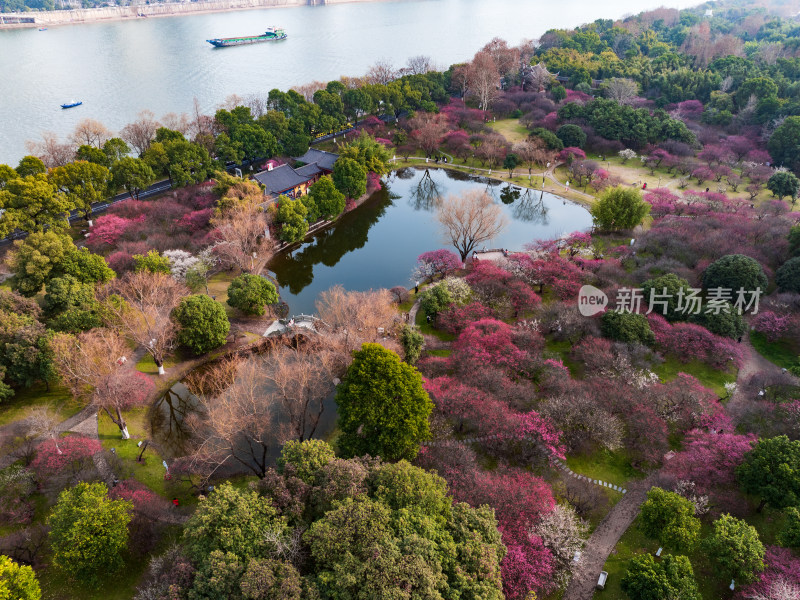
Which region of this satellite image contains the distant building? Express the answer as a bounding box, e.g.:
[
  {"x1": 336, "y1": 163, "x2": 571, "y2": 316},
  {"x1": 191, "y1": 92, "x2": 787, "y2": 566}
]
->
[{"x1": 252, "y1": 149, "x2": 339, "y2": 200}]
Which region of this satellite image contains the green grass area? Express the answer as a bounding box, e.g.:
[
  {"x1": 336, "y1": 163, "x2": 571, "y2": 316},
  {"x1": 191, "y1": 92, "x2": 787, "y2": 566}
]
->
[
  {"x1": 487, "y1": 118, "x2": 530, "y2": 143},
  {"x1": 415, "y1": 308, "x2": 456, "y2": 341},
  {"x1": 0, "y1": 384, "x2": 82, "y2": 428},
  {"x1": 653, "y1": 356, "x2": 737, "y2": 399},
  {"x1": 97, "y1": 409, "x2": 194, "y2": 504},
  {"x1": 135, "y1": 351, "x2": 185, "y2": 376},
  {"x1": 750, "y1": 331, "x2": 799, "y2": 370},
  {"x1": 206, "y1": 271, "x2": 238, "y2": 318},
  {"x1": 566, "y1": 449, "x2": 643, "y2": 489},
  {"x1": 544, "y1": 338, "x2": 582, "y2": 377},
  {"x1": 596, "y1": 516, "x2": 655, "y2": 599},
  {"x1": 425, "y1": 349, "x2": 452, "y2": 357}
]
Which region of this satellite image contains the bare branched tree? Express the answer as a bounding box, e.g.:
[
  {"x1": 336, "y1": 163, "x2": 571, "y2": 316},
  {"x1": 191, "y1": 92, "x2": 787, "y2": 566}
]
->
[
  {"x1": 262, "y1": 340, "x2": 347, "y2": 441},
  {"x1": 99, "y1": 272, "x2": 188, "y2": 375},
  {"x1": 70, "y1": 118, "x2": 113, "y2": 148},
  {"x1": 436, "y1": 189, "x2": 508, "y2": 261},
  {"x1": 25, "y1": 132, "x2": 75, "y2": 168},
  {"x1": 603, "y1": 78, "x2": 639, "y2": 105},
  {"x1": 315, "y1": 286, "x2": 399, "y2": 354},
  {"x1": 189, "y1": 356, "x2": 289, "y2": 479},
  {"x1": 211, "y1": 196, "x2": 276, "y2": 275},
  {"x1": 467, "y1": 51, "x2": 500, "y2": 112},
  {"x1": 405, "y1": 55, "x2": 434, "y2": 75},
  {"x1": 120, "y1": 110, "x2": 160, "y2": 156},
  {"x1": 51, "y1": 329, "x2": 151, "y2": 438},
  {"x1": 365, "y1": 59, "x2": 397, "y2": 85},
  {"x1": 160, "y1": 112, "x2": 191, "y2": 136}
]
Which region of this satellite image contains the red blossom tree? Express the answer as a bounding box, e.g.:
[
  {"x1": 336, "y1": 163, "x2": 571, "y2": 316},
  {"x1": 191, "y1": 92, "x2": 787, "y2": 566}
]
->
[
  {"x1": 413, "y1": 249, "x2": 463, "y2": 282},
  {"x1": 665, "y1": 429, "x2": 756, "y2": 491},
  {"x1": 648, "y1": 314, "x2": 744, "y2": 369},
  {"x1": 438, "y1": 301, "x2": 497, "y2": 335},
  {"x1": 30, "y1": 435, "x2": 101, "y2": 478}
]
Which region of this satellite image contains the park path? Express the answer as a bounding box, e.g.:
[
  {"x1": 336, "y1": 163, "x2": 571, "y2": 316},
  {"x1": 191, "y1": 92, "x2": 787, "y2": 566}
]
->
[
  {"x1": 562, "y1": 471, "x2": 659, "y2": 600},
  {"x1": 562, "y1": 330, "x2": 795, "y2": 599}
]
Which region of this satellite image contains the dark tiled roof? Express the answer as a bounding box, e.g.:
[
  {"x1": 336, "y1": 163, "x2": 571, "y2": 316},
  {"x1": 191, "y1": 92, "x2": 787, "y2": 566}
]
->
[
  {"x1": 294, "y1": 162, "x2": 323, "y2": 178},
  {"x1": 294, "y1": 148, "x2": 338, "y2": 171},
  {"x1": 253, "y1": 164, "x2": 307, "y2": 195}
]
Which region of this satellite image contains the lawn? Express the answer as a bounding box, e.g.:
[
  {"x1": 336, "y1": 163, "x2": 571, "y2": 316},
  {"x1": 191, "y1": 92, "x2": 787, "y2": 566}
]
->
[
  {"x1": 416, "y1": 308, "x2": 456, "y2": 341},
  {"x1": 425, "y1": 349, "x2": 451, "y2": 357},
  {"x1": 206, "y1": 271, "x2": 238, "y2": 318},
  {"x1": 750, "y1": 331, "x2": 798, "y2": 370},
  {"x1": 487, "y1": 118, "x2": 530, "y2": 143},
  {"x1": 544, "y1": 338, "x2": 582, "y2": 377},
  {"x1": 97, "y1": 408, "x2": 195, "y2": 504},
  {"x1": 566, "y1": 448, "x2": 643, "y2": 489},
  {"x1": 135, "y1": 351, "x2": 185, "y2": 376},
  {"x1": 0, "y1": 384, "x2": 82, "y2": 428},
  {"x1": 653, "y1": 356, "x2": 737, "y2": 399}
]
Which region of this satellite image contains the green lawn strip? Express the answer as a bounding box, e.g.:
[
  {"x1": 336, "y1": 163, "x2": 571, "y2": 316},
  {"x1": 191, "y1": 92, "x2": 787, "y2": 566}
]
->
[
  {"x1": 425, "y1": 349, "x2": 451, "y2": 357},
  {"x1": 415, "y1": 308, "x2": 456, "y2": 341},
  {"x1": 566, "y1": 449, "x2": 644, "y2": 489},
  {"x1": 0, "y1": 384, "x2": 82, "y2": 428},
  {"x1": 97, "y1": 408, "x2": 194, "y2": 505},
  {"x1": 136, "y1": 350, "x2": 185, "y2": 376},
  {"x1": 750, "y1": 331, "x2": 798, "y2": 370},
  {"x1": 544, "y1": 338, "x2": 582, "y2": 377},
  {"x1": 487, "y1": 118, "x2": 530, "y2": 143},
  {"x1": 653, "y1": 356, "x2": 737, "y2": 399},
  {"x1": 206, "y1": 271, "x2": 238, "y2": 318}
]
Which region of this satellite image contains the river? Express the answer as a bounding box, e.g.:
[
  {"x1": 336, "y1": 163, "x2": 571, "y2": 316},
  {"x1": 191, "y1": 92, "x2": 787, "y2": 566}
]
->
[{"x1": 0, "y1": 0, "x2": 700, "y2": 165}]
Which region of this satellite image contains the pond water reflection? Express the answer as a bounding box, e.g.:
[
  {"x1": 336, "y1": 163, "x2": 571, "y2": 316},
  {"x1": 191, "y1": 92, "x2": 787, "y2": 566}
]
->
[{"x1": 269, "y1": 167, "x2": 592, "y2": 314}]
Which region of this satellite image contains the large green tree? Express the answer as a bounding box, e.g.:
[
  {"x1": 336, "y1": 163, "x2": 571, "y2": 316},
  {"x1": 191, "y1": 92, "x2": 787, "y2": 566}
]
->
[
  {"x1": 702, "y1": 514, "x2": 764, "y2": 583},
  {"x1": 336, "y1": 343, "x2": 433, "y2": 461},
  {"x1": 737, "y1": 435, "x2": 800, "y2": 511},
  {"x1": 182, "y1": 482, "x2": 287, "y2": 564},
  {"x1": 275, "y1": 196, "x2": 309, "y2": 243},
  {"x1": 1, "y1": 174, "x2": 74, "y2": 234},
  {"x1": 47, "y1": 482, "x2": 132, "y2": 588},
  {"x1": 164, "y1": 140, "x2": 214, "y2": 187},
  {"x1": 639, "y1": 487, "x2": 701, "y2": 552},
  {"x1": 641, "y1": 273, "x2": 691, "y2": 322},
  {"x1": 767, "y1": 171, "x2": 800, "y2": 201},
  {"x1": 776, "y1": 257, "x2": 800, "y2": 293},
  {"x1": 338, "y1": 132, "x2": 392, "y2": 176},
  {"x1": 332, "y1": 157, "x2": 367, "y2": 199},
  {"x1": 50, "y1": 161, "x2": 113, "y2": 222},
  {"x1": 226, "y1": 274, "x2": 279, "y2": 316},
  {"x1": 112, "y1": 157, "x2": 155, "y2": 200},
  {"x1": 174, "y1": 294, "x2": 230, "y2": 355},
  {"x1": 590, "y1": 186, "x2": 650, "y2": 232},
  {"x1": 0, "y1": 555, "x2": 41, "y2": 600},
  {"x1": 302, "y1": 175, "x2": 345, "y2": 222},
  {"x1": 702, "y1": 254, "x2": 768, "y2": 294},
  {"x1": 8, "y1": 232, "x2": 75, "y2": 297},
  {"x1": 768, "y1": 116, "x2": 800, "y2": 169},
  {"x1": 621, "y1": 553, "x2": 700, "y2": 600}
]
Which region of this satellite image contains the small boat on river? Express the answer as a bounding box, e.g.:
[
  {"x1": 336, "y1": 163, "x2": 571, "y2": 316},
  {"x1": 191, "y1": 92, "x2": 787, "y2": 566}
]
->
[
  {"x1": 61, "y1": 100, "x2": 82, "y2": 109},
  {"x1": 206, "y1": 26, "x2": 286, "y2": 48}
]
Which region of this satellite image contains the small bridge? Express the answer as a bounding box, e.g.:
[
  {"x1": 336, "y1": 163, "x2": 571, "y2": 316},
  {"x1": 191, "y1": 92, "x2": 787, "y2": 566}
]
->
[{"x1": 263, "y1": 314, "x2": 327, "y2": 337}]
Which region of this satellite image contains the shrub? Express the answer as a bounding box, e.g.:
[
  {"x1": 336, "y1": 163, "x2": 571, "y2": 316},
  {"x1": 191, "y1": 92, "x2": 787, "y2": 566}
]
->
[
  {"x1": 277, "y1": 439, "x2": 336, "y2": 484},
  {"x1": 776, "y1": 257, "x2": 800, "y2": 293},
  {"x1": 639, "y1": 487, "x2": 701, "y2": 552},
  {"x1": 174, "y1": 295, "x2": 230, "y2": 354},
  {"x1": 420, "y1": 283, "x2": 452, "y2": 319},
  {"x1": 703, "y1": 254, "x2": 768, "y2": 294},
  {"x1": 48, "y1": 482, "x2": 132, "y2": 587},
  {"x1": 0, "y1": 555, "x2": 41, "y2": 600},
  {"x1": 688, "y1": 309, "x2": 745, "y2": 339},
  {"x1": 556, "y1": 124, "x2": 586, "y2": 149},
  {"x1": 400, "y1": 325, "x2": 424, "y2": 364},
  {"x1": 226, "y1": 274, "x2": 279, "y2": 316},
  {"x1": 591, "y1": 186, "x2": 650, "y2": 232},
  {"x1": 600, "y1": 311, "x2": 655, "y2": 345}
]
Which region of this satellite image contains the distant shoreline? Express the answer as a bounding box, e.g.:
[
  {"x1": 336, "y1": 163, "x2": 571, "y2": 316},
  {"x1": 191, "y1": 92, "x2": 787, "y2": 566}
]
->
[{"x1": 0, "y1": 0, "x2": 395, "y2": 29}]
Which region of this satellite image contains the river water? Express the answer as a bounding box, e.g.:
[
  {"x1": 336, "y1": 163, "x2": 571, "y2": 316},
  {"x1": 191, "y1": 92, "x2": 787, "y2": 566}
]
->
[{"x1": 0, "y1": 0, "x2": 699, "y2": 164}]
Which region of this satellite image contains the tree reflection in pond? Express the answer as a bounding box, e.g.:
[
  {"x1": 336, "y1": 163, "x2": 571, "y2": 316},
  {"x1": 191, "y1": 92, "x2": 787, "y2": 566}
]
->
[{"x1": 267, "y1": 167, "x2": 591, "y2": 315}]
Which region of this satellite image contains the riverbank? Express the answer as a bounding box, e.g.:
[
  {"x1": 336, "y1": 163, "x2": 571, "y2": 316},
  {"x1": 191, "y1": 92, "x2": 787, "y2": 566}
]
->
[{"x1": 0, "y1": 0, "x2": 399, "y2": 29}]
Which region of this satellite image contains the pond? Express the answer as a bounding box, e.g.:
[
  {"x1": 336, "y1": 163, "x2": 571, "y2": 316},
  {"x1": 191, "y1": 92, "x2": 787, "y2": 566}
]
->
[
  {"x1": 150, "y1": 363, "x2": 338, "y2": 464},
  {"x1": 268, "y1": 166, "x2": 593, "y2": 315}
]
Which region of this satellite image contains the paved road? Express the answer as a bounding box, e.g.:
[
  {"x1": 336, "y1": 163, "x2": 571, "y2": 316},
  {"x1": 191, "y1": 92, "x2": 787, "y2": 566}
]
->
[{"x1": 0, "y1": 179, "x2": 172, "y2": 247}]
